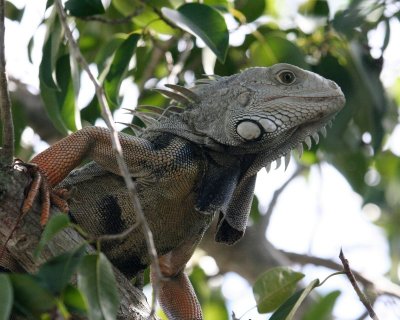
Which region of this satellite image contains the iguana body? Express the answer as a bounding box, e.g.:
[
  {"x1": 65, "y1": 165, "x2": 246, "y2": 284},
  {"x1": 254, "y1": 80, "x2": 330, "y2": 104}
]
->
[{"x1": 29, "y1": 63, "x2": 345, "y2": 319}]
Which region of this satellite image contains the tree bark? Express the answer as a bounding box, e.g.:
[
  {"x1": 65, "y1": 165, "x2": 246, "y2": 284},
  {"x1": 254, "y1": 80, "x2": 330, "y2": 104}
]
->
[{"x1": 0, "y1": 164, "x2": 154, "y2": 319}]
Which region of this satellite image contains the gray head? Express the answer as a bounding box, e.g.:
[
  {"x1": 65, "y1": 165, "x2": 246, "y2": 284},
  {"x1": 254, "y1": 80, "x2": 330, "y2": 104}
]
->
[{"x1": 143, "y1": 63, "x2": 345, "y2": 162}]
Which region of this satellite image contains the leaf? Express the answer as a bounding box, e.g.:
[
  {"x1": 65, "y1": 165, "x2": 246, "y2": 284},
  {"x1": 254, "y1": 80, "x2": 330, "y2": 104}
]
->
[
  {"x1": 40, "y1": 81, "x2": 68, "y2": 135},
  {"x1": 5, "y1": 1, "x2": 25, "y2": 22},
  {"x1": 39, "y1": 10, "x2": 62, "y2": 90},
  {"x1": 270, "y1": 279, "x2": 320, "y2": 320},
  {"x1": 35, "y1": 214, "x2": 71, "y2": 257},
  {"x1": 95, "y1": 35, "x2": 125, "y2": 74},
  {"x1": 234, "y1": 0, "x2": 266, "y2": 22},
  {"x1": 63, "y1": 285, "x2": 88, "y2": 314},
  {"x1": 39, "y1": 8, "x2": 67, "y2": 134},
  {"x1": 104, "y1": 33, "x2": 140, "y2": 108},
  {"x1": 249, "y1": 195, "x2": 261, "y2": 223},
  {"x1": 299, "y1": 0, "x2": 329, "y2": 17},
  {"x1": 37, "y1": 245, "x2": 87, "y2": 294},
  {"x1": 0, "y1": 274, "x2": 13, "y2": 320},
  {"x1": 56, "y1": 54, "x2": 79, "y2": 132},
  {"x1": 162, "y1": 3, "x2": 229, "y2": 63},
  {"x1": 204, "y1": 0, "x2": 229, "y2": 12},
  {"x1": 78, "y1": 253, "x2": 119, "y2": 320},
  {"x1": 132, "y1": 6, "x2": 176, "y2": 35},
  {"x1": 249, "y1": 35, "x2": 308, "y2": 68},
  {"x1": 65, "y1": 0, "x2": 105, "y2": 17},
  {"x1": 46, "y1": 0, "x2": 54, "y2": 9},
  {"x1": 41, "y1": 51, "x2": 80, "y2": 133},
  {"x1": 81, "y1": 94, "x2": 101, "y2": 125},
  {"x1": 253, "y1": 267, "x2": 305, "y2": 313},
  {"x1": 1, "y1": 97, "x2": 27, "y2": 155},
  {"x1": 10, "y1": 274, "x2": 56, "y2": 316},
  {"x1": 302, "y1": 290, "x2": 341, "y2": 320}
]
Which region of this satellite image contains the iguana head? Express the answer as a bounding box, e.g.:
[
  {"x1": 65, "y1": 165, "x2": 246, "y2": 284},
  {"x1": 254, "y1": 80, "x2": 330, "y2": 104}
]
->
[{"x1": 146, "y1": 63, "x2": 345, "y2": 167}]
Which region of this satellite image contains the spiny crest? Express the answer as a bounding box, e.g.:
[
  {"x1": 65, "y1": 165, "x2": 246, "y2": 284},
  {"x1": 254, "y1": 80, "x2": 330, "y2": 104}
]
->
[
  {"x1": 264, "y1": 119, "x2": 333, "y2": 172},
  {"x1": 122, "y1": 75, "x2": 221, "y2": 135}
]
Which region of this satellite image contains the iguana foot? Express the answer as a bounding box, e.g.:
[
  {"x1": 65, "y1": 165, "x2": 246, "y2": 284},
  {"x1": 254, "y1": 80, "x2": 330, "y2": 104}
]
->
[{"x1": 14, "y1": 159, "x2": 69, "y2": 226}]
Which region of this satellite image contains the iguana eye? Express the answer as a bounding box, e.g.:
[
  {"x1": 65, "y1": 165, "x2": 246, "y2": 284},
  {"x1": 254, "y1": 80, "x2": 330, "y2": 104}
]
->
[{"x1": 277, "y1": 70, "x2": 296, "y2": 85}]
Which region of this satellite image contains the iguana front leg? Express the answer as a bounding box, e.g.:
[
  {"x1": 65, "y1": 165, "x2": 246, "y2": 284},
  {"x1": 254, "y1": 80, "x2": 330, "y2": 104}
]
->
[
  {"x1": 151, "y1": 237, "x2": 203, "y2": 320},
  {"x1": 31, "y1": 126, "x2": 154, "y2": 186},
  {"x1": 23, "y1": 126, "x2": 155, "y2": 224}
]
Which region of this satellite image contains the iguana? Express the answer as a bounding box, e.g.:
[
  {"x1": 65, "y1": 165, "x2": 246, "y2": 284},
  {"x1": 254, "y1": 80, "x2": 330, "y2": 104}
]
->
[{"x1": 19, "y1": 63, "x2": 345, "y2": 319}]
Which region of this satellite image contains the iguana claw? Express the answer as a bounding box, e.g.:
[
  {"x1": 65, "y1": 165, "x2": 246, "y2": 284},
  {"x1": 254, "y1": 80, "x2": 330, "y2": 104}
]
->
[{"x1": 14, "y1": 159, "x2": 69, "y2": 226}]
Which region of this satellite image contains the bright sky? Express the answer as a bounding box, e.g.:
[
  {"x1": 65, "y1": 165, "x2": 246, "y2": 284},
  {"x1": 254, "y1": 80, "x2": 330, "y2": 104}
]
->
[{"x1": 5, "y1": 0, "x2": 400, "y2": 319}]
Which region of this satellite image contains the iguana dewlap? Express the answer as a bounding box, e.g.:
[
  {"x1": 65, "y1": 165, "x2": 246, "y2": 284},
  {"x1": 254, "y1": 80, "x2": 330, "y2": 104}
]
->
[{"x1": 28, "y1": 63, "x2": 345, "y2": 320}]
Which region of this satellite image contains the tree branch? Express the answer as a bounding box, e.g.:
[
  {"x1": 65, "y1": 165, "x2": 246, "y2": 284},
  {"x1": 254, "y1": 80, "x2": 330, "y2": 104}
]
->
[
  {"x1": 0, "y1": 0, "x2": 14, "y2": 166},
  {"x1": 339, "y1": 249, "x2": 379, "y2": 320},
  {"x1": 284, "y1": 250, "x2": 400, "y2": 300},
  {"x1": 256, "y1": 165, "x2": 306, "y2": 233},
  {"x1": 53, "y1": 1, "x2": 161, "y2": 315}
]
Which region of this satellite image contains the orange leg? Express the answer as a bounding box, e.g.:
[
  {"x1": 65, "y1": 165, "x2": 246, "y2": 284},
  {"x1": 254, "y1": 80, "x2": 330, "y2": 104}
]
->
[
  {"x1": 151, "y1": 237, "x2": 203, "y2": 319},
  {"x1": 152, "y1": 268, "x2": 202, "y2": 320},
  {"x1": 19, "y1": 126, "x2": 156, "y2": 225}
]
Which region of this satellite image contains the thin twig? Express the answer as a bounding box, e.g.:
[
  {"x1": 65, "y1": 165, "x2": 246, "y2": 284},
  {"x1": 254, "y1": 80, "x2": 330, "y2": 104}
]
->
[
  {"x1": 137, "y1": 37, "x2": 175, "y2": 94},
  {"x1": 0, "y1": 0, "x2": 14, "y2": 165},
  {"x1": 257, "y1": 165, "x2": 306, "y2": 232},
  {"x1": 284, "y1": 250, "x2": 400, "y2": 300},
  {"x1": 140, "y1": 0, "x2": 176, "y2": 29},
  {"x1": 339, "y1": 249, "x2": 379, "y2": 320},
  {"x1": 355, "y1": 311, "x2": 370, "y2": 320},
  {"x1": 54, "y1": 1, "x2": 161, "y2": 317},
  {"x1": 166, "y1": 34, "x2": 193, "y2": 83},
  {"x1": 78, "y1": 7, "x2": 144, "y2": 25}
]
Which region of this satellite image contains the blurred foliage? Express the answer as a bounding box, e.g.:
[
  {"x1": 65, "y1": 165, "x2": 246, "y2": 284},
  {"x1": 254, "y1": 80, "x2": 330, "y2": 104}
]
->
[{"x1": 2, "y1": 0, "x2": 400, "y2": 318}]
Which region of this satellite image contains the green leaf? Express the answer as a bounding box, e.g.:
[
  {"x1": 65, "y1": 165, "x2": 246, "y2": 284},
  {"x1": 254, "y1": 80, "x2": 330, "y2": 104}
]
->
[
  {"x1": 35, "y1": 214, "x2": 71, "y2": 257},
  {"x1": 104, "y1": 33, "x2": 140, "y2": 107},
  {"x1": 78, "y1": 253, "x2": 119, "y2": 320},
  {"x1": 63, "y1": 285, "x2": 88, "y2": 314},
  {"x1": 270, "y1": 279, "x2": 320, "y2": 320},
  {"x1": 204, "y1": 0, "x2": 229, "y2": 11},
  {"x1": 57, "y1": 54, "x2": 79, "y2": 132},
  {"x1": 95, "y1": 35, "x2": 125, "y2": 74},
  {"x1": 37, "y1": 245, "x2": 87, "y2": 294},
  {"x1": 203, "y1": 300, "x2": 229, "y2": 320},
  {"x1": 299, "y1": 0, "x2": 329, "y2": 17},
  {"x1": 249, "y1": 35, "x2": 308, "y2": 68},
  {"x1": 41, "y1": 52, "x2": 80, "y2": 133},
  {"x1": 39, "y1": 10, "x2": 62, "y2": 90},
  {"x1": 253, "y1": 267, "x2": 305, "y2": 313},
  {"x1": 10, "y1": 274, "x2": 56, "y2": 316},
  {"x1": 81, "y1": 94, "x2": 101, "y2": 124},
  {"x1": 249, "y1": 195, "x2": 261, "y2": 223},
  {"x1": 132, "y1": 5, "x2": 176, "y2": 35},
  {"x1": 234, "y1": 0, "x2": 266, "y2": 22},
  {"x1": 0, "y1": 96, "x2": 27, "y2": 155},
  {"x1": 40, "y1": 80, "x2": 68, "y2": 135},
  {"x1": 5, "y1": 1, "x2": 25, "y2": 22},
  {"x1": 302, "y1": 290, "x2": 341, "y2": 320},
  {"x1": 0, "y1": 274, "x2": 13, "y2": 320},
  {"x1": 46, "y1": 0, "x2": 54, "y2": 9},
  {"x1": 65, "y1": 0, "x2": 105, "y2": 17},
  {"x1": 162, "y1": 3, "x2": 229, "y2": 63}
]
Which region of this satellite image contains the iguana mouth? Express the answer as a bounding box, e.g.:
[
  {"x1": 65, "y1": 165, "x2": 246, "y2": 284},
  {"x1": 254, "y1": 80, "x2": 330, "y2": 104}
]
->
[{"x1": 264, "y1": 113, "x2": 335, "y2": 172}]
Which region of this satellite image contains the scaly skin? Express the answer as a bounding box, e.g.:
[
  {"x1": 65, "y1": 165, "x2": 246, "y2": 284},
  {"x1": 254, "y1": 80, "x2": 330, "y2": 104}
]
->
[{"x1": 26, "y1": 63, "x2": 345, "y2": 319}]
